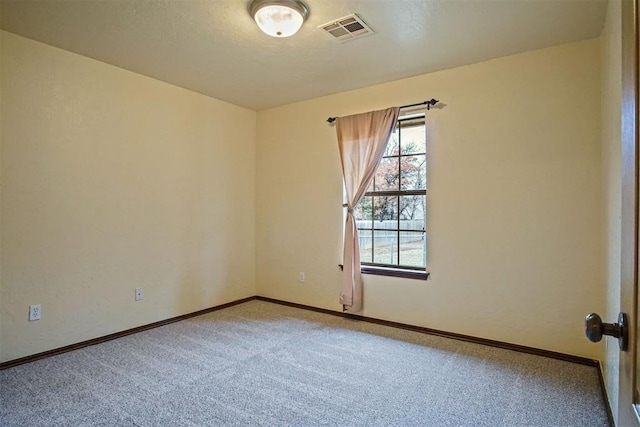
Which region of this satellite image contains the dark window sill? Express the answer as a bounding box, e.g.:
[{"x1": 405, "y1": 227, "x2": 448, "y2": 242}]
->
[{"x1": 338, "y1": 264, "x2": 429, "y2": 280}]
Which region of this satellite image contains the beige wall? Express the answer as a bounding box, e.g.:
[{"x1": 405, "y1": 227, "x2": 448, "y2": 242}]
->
[
  {"x1": 0, "y1": 31, "x2": 256, "y2": 363},
  {"x1": 0, "y1": 27, "x2": 609, "y2": 364},
  {"x1": 601, "y1": 0, "x2": 623, "y2": 422},
  {"x1": 256, "y1": 38, "x2": 604, "y2": 359}
]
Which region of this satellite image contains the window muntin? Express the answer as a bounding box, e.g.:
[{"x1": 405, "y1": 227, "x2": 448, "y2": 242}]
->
[{"x1": 353, "y1": 114, "x2": 427, "y2": 274}]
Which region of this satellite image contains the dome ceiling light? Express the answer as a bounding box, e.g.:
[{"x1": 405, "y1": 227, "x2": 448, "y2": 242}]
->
[{"x1": 249, "y1": 0, "x2": 309, "y2": 38}]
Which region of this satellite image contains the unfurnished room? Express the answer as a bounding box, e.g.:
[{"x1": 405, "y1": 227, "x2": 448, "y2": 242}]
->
[{"x1": 0, "y1": 0, "x2": 639, "y2": 425}]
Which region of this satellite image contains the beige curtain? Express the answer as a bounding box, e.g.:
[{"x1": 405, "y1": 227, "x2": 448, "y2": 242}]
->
[{"x1": 336, "y1": 107, "x2": 400, "y2": 313}]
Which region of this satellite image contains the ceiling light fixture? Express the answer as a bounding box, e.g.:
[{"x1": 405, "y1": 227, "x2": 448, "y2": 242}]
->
[{"x1": 249, "y1": 0, "x2": 309, "y2": 38}]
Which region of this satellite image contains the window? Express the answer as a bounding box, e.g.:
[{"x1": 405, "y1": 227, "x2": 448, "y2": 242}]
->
[{"x1": 353, "y1": 113, "x2": 428, "y2": 280}]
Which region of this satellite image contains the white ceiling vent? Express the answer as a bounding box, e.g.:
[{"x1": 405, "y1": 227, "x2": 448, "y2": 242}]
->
[{"x1": 319, "y1": 14, "x2": 373, "y2": 42}]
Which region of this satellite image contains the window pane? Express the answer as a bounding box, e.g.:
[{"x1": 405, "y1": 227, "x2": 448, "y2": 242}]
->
[
  {"x1": 373, "y1": 196, "x2": 397, "y2": 222},
  {"x1": 373, "y1": 230, "x2": 398, "y2": 265},
  {"x1": 385, "y1": 131, "x2": 400, "y2": 157},
  {"x1": 350, "y1": 114, "x2": 428, "y2": 273},
  {"x1": 374, "y1": 157, "x2": 400, "y2": 191},
  {"x1": 399, "y1": 231, "x2": 426, "y2": 267},
  {"x1": 399, "y1": 195, "x2": 425, "y2": 230},
  {"x1": 354, "y1": 196, "x2": 373, "y2": 228},
  {"x1": 399, "y1": 122, "x2": 426, "y2": 155},
  {"x1": 358, "y1": 229, "x2": 372, "y2": 263},
  {"x1": 400, "y1": 154, "x2": 426, "y2": 190}
]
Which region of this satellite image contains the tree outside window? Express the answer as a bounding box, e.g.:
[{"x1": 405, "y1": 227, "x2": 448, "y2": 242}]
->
[{"x1": 354, "y1": 115, "x2": 427, "y2": 271}]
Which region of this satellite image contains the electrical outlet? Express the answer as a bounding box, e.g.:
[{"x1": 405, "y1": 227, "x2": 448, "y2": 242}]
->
[
  {"x1": 298, "y1": 272, "x2": 305, "y2": 283},
  {"x1": 29, "y1": 304, "x2": 41, "y2": 321},
  {"x1": 135, "y1": 287, "x2": 143, "y2": 301}
]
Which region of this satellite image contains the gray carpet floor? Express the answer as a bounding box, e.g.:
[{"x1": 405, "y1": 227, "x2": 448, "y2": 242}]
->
[{"x1": 1, "y1": 300, "x2": 609, "y2": 426}]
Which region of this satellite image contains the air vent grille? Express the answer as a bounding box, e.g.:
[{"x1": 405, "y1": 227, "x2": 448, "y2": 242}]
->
[{"x1": 320, "y1": 14, "x2": 373, "y2": 42}]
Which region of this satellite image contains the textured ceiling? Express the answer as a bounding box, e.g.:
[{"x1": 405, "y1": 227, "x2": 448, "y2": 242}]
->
[{"x1": 1, "y1": 0, "x2": 608, "y2": 111}]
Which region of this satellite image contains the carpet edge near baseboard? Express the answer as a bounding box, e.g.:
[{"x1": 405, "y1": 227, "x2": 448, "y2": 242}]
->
[
  {"x1": 261, "y1": 295, "x2": 612, "y2": 426},
  {"x1": 255, "y1": 296, "x2": 599, "y2": 367},
  {"x1": 0, "y1": 296, "x2": 257, "y2": 370},
  {"x1": 1, "y1": 294, "x2": 600, "y2": 371},
  {"x1": 596, "y1": 361, "x2": 616, "y2": 427}
]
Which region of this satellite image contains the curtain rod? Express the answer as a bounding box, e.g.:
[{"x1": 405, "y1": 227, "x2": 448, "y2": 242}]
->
[{"x1": 326, "y1": 99, "x2": 439, "y2": 124}]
